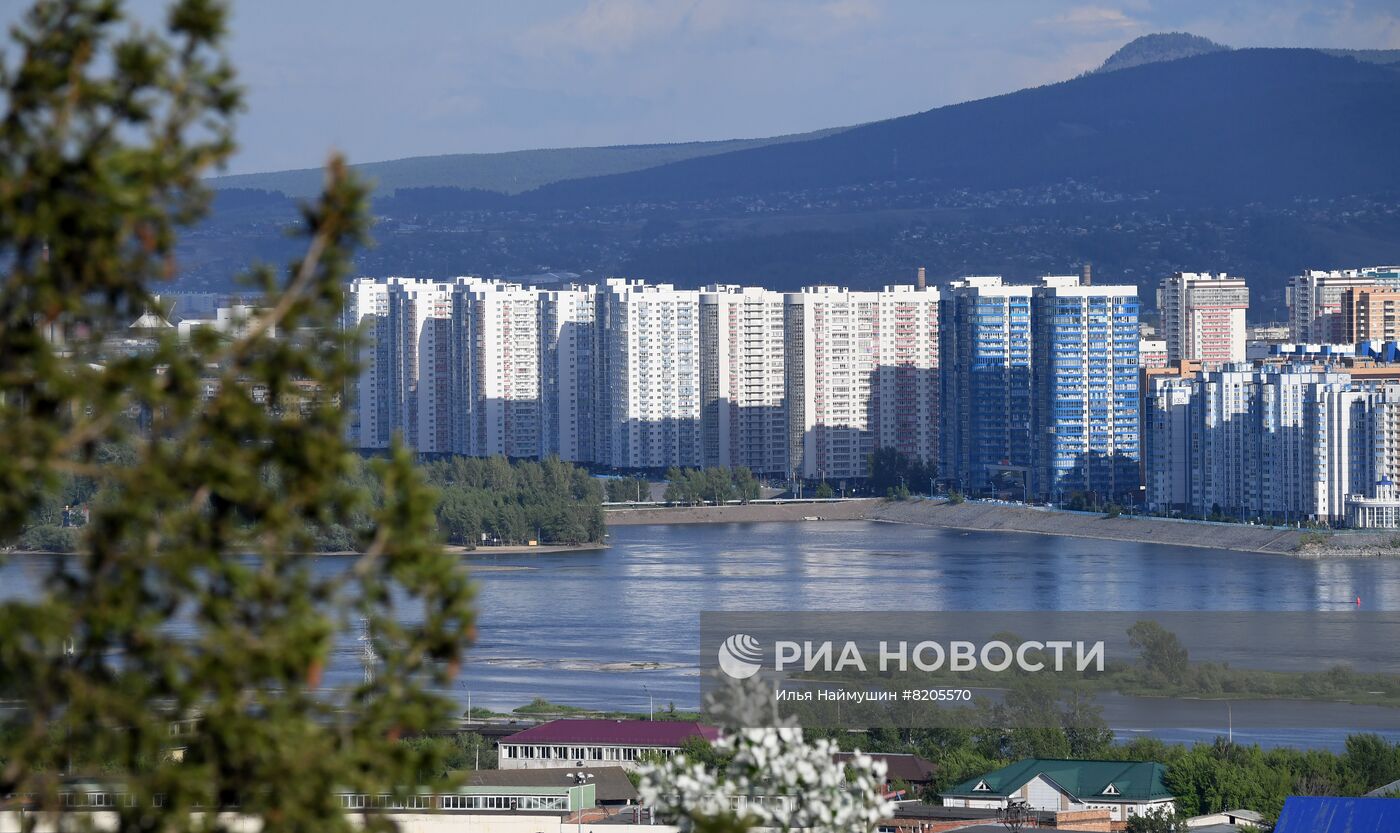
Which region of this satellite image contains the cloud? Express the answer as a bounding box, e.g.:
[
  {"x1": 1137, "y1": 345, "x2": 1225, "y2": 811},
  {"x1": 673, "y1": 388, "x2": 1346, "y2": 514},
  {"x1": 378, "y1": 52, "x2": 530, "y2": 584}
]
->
[
  {"x1": 518, "y1": 0, "x2": 882, "y2": 56},
  {"x1": 519, "y1": 0, "x2": 724, "y2": 56},
  {"x1": 1039, "y1": 5, "x2": 1143, "y2": 32}
]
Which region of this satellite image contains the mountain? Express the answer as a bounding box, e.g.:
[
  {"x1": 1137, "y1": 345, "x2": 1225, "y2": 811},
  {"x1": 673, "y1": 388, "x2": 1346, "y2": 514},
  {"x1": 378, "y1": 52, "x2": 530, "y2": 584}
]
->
[
  {"x1": 1096, "y1": 32, "x2": 1230, "y2": 73},
  {"x1": 208, "y1": 128, "x2": 848, "y2": 198},
  {"x1": 186, "y1": 45, "x2": 1400, "y2": 316},
  {"x1": 520, "y1": 48, "x2": 1400, "y2": 207}
]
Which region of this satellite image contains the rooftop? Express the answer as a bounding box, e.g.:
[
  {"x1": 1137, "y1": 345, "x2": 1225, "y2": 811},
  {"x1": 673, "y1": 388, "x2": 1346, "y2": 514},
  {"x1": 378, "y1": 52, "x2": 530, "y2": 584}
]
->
[
  {"x1": 833, "y1": 752, "x2": 937, "y2": 784},
  {"x1": 466, "y1": 766, "x2": 637, "y2": 804},
  {"x1": 500, "y1": 719, "x2": 719, "y2": 747},
  {"x1": 1275, "y1": 796, "x2": 1400, "y2": 833},
  {"x1": 943, "y1": 758, "x2": 1172, "y2": 803}
]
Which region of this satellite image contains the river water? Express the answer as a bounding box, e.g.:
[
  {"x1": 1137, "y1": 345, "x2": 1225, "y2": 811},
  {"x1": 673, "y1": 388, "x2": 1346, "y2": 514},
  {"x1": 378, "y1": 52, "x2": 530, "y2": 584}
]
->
[{"x1": 5, "y1": 519, "x2": 1400, "y2": 748}]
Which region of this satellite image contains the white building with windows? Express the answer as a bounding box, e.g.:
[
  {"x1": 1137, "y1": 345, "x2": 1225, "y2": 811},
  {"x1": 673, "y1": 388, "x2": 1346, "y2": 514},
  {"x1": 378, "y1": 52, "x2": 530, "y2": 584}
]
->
[
  {"x1": 540, "y1": 286, "x2": 600, "y2": 464},
  {"x1": 942, "y1": 759, "x2": 1175, "y2": 825},
  {"x1": 346, "y1": 276, "x2": 393, "y2": 449},
  {"x1": 783, "y1": 284, "x2": 940, "y2": 481},
  {"x1": 1288, "y1": 267, "x2": 1400, "y2": 344},
  {"x1": 597, "y1": 280, "x2": 703, "y2": 470},
  {"x1": 464, "y1": 281, "x2": 543, "y2": 458},
  {"x1": 700, "y1": 285, "x2": 789, "y2": 475},
  {"x1": 1139, "y1": 339, "x2": 1168, "y2": 369},
  {"x1": 1158, "y1": 272, "x2": 1249, "y2": 364},
  {"x1": 497, "y1": 719, "x2": 719, "y2": 771},
  {"x1": 1143, "y1": 363, "x2": 1400, "y2": 523},
  {"x1": 345, "y1": 277, "x2": 460, "y2": 453}
]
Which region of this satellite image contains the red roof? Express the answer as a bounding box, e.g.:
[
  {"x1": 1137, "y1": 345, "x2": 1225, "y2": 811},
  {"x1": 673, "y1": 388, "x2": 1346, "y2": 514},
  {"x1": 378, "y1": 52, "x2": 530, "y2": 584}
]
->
[{"x1": 501, "y1": 719, "x2": 719, "y2": 747}]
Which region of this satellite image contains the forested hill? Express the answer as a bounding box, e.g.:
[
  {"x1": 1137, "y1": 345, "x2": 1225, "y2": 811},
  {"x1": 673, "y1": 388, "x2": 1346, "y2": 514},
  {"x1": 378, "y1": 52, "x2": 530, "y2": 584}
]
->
[
  {"x1": 521, "y1": 48, "x2": 1400, "y2": 207},
  {"x1": 208, "y1": 127, "x2": 848, "y2": 198}
]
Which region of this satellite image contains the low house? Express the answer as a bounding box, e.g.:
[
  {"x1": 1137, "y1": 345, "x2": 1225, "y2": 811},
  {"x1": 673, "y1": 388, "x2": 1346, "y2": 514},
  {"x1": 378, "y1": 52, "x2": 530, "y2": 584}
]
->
[
  {"x1": 834, "y1": 752, "x2": 937, "y2": 792},
  {"x1": 940, "y1": 758, "x2": 1175, "y2": 823},
  {"x1": 1274, "y1": 796, "x2": 1400, "y2": 833},
  {"x1": 1186, "y1": 808, "x2": 1265, "y2": 829},
  {"x1": 498, "y1": 719, "x2": 719, "y2": 771}
]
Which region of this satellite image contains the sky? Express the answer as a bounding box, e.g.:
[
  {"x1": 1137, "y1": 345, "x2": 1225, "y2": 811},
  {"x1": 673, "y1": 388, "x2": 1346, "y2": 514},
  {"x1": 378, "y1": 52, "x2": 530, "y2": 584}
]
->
[{"x1": 6, "y1": 0, "x2": 1400, "y2": 174}]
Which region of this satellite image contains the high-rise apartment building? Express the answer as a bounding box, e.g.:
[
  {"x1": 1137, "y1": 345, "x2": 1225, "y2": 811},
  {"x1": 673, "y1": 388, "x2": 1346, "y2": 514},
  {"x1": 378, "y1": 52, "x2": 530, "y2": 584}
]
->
[
  {"x1": 345, "y1": 276, "x2": 392, "y2": 449},
  {"x1": 1157, "y1": 272, "x2": 1249, "y2": 364},
  {"x1": 464, "y1": 281, "x2": 543, "y2": 458},
  {"x1": 1144, "y1": 364, "x2": 1400, "y2": 523},
  {"x1": 1138, "y1": 339, "x2": 1168, "y2": 369},
  {"x1": 784, "y1": 286, "x2": 878, "y2": 482},
  {"x1": 1030, "y1": 276, "x2": 1140, "y2": 502},
  {"x1": 1288, "y1": 267, "x2": 1400, "y2": 343},
  {"x1": 783, "y1": 284, "x2": 940, "y2": 481},
  {"x1": 1142, "y1": 369, "x2": 1196, "y2": 510},
  {"x1": 539, "y1": 286, "x2": 599, "y2": 464},
  {"x1": 597, "y1": 279, "x2": 702, "y2": 470},
  {"x1": 939, "y1": 277, "x2": 1033, "y2": 494},
  {"x1": 700, "y1": 285, "x2": 789, "y2": 475},
  {"x1": 387, "y1": 279, "x2": 456, "y2": 453},
  {"x1": 871, "y1": 285, "x2": 941, "y2": 475},
  {"x1": 1341, "y1": 286, "x2": 1400, "y2": 343}
]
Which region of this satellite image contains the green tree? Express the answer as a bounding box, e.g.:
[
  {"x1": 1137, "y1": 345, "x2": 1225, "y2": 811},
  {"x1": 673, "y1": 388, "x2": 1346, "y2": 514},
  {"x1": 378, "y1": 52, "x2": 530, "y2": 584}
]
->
[
  {"x1": 0, "y1": 2, "x2": 474, "y2": 831},
  {"x1": 1128, "y1": 620, "x2": 1190, "y2": 683},
  {"x1": 814, "y1": 481, "x2": 834, "y2": 499},
  {"x1": 1125, "y1": 806, "x2": 1189, "y2": 833}
]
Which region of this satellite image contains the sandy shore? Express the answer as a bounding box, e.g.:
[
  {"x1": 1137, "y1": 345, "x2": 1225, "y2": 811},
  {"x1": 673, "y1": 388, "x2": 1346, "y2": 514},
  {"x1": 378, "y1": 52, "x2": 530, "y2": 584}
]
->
[
  {"x1": 868, "y1": 500, "x2": 1310, "y2": 554},
  {"x1": 604, "y1": 500, "x2": 878, "y2": 526},
  {"x1": 449, "y1": 543, "x2": 607, "y2": 556},
  {"x1": 602, "y1": 498, "x2": 1351, "y2": 555}
]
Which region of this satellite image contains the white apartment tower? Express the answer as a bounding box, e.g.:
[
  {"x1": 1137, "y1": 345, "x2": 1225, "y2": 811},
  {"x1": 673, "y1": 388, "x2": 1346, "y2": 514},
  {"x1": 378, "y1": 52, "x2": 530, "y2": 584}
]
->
[
  {"x1": 784, "y1": 284, "x2": 940, "y2": 481},
  {"x1": 871, "y1": 284, "x2": 941, "y2": 473},
  {"x1": 598, "y1": 279, "x2": 703, "y2": 470},
  {"x1": 464, "y1": 281, "x2": 543, "y2": 458},
  {"x1": 346, "y1": 277, "x2": 392, "y2": 449},
  {"x1": 700, "y1": 285, "x2": 789, "y2": 475},
  {"x1": 1144, "y1": 364, "x2": 1400, "y2": 523},
  {"x1": 387, "y1": 279, "x2": 456, "y2": 453},
  {"x1": 539, "y1": 286, "x2": 599, "y2": 463},
  {"x1": 1157, "y1": 272, "x2": 1249, "y2": 364}
]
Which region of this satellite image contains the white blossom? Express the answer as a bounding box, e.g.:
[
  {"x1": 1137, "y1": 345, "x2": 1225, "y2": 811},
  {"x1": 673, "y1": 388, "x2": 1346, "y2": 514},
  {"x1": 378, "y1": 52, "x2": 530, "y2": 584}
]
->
[{"x1": 638, "y1": 676, "x2": 894, "y2": 833}]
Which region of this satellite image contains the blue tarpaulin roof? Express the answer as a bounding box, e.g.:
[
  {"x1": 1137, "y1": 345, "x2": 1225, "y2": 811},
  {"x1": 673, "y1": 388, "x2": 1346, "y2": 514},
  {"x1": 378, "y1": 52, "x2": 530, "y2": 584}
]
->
[{"x1": 1274, "y1": 797, "x2": 1400, "y2": 833}]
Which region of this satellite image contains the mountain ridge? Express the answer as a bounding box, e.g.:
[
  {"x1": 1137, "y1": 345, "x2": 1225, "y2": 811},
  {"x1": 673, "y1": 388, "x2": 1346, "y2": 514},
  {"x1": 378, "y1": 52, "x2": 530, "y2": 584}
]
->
[
  {"x1": 514, "y1": 48, "x2": 1400, "y2": 207},
  {"x1": 208, "y1": 127, "x2": 849, "y2": 198},
  {"x1": 1095, "y1": 32, "x2": 1230, "y2": 73}
]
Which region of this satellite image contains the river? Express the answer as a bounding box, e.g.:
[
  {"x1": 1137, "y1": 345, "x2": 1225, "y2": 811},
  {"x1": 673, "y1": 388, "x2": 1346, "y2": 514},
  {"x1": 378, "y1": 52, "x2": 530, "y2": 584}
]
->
[{"x1": 5, "y1": 519, "x2": 1400, "y2": 748}]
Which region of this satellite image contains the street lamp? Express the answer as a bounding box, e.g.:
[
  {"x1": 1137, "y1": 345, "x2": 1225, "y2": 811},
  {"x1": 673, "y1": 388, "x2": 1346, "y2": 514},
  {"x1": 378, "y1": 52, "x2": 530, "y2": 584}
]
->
[{"x1": 572, "y1": 771, "x2": 595, "y2": 833}]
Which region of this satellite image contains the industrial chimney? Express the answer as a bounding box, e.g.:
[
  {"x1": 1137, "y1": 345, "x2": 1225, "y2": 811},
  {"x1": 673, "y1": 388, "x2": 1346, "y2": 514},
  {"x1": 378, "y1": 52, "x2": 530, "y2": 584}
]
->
[{"x1": 917, "y1": 266, "x2": 927, "y2": 290}]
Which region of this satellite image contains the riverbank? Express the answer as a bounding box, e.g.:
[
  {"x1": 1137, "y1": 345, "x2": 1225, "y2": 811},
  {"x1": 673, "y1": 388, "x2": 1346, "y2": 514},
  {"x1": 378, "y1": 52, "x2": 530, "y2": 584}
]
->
[
  {"x1": 870, "y1": 500, "x2": 1307, "y2": 554},
  {"x1": 449, "y1": 542, "x2": 607, "y2": 556},
  {"x1": 604, "y1": 499, "x2": 879, "y2": 526},
  {"x1": 604, "y1": 498, "x2": 1329, "y2": 554}
]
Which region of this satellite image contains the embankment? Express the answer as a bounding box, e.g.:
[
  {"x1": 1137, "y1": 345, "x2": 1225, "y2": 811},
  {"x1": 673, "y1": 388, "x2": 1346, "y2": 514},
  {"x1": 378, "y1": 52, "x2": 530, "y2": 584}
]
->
[
  {"x1": 869, "y1": 501, "x2": 1304, "y2": 554},
  {"x1": 603, "y1": 500, "x2": 878, "y2": 526}
]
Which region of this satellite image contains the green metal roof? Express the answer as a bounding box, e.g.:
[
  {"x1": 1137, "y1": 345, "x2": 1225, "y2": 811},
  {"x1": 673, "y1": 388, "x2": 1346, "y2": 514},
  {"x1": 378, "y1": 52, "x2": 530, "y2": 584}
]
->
[{"x1": 943, "y1": 758, "x2": 1172, "y2": 803}]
